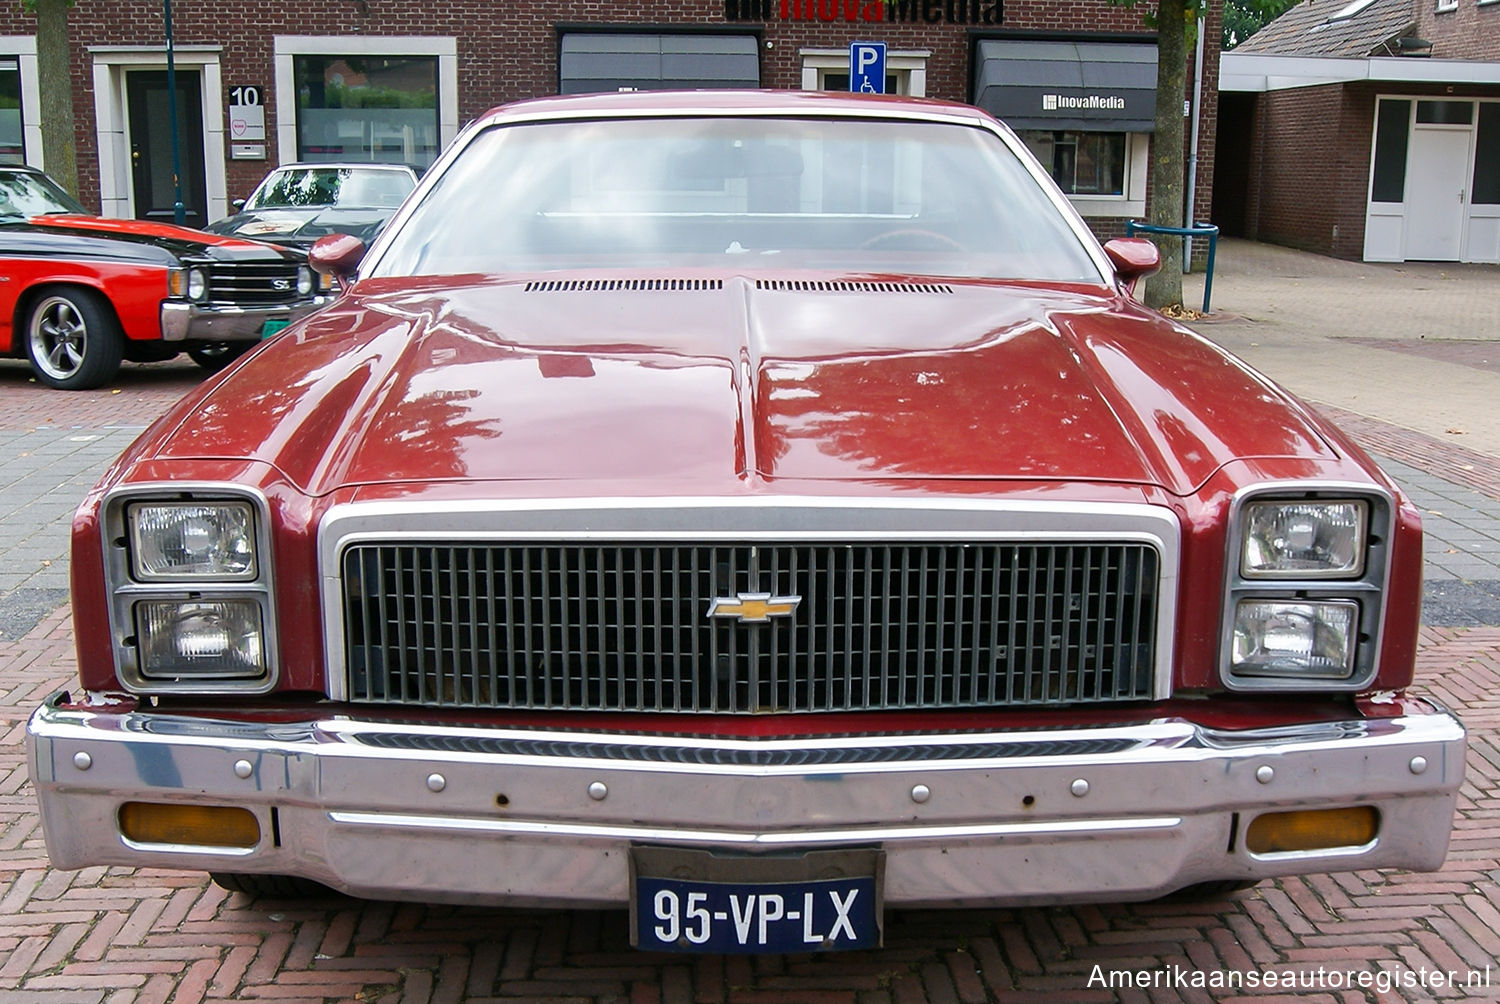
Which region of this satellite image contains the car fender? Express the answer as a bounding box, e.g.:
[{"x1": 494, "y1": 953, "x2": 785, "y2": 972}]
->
[{"x1": 5, "y1": 258, "x2": 170, "y2": 349}]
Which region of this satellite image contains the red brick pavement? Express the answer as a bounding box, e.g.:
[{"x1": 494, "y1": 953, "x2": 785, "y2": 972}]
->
[{"x1": 0, "y1": 359, "x2": 204, "y2": 431}]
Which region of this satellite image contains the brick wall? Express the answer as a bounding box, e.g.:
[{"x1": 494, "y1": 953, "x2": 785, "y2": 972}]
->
[
  {"x1": 0, "y1": 0, "x2": 1218, "y2": 246},
  {"x1": 1417, "y1": 0, "x2": 1500, "y2": 60}
]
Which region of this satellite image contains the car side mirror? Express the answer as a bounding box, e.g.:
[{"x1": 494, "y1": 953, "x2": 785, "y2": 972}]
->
[
  {"x1": 232, "y1": 198, "x2": 246, "y2": 210},
  {"x1": 309, "y1": 233, "x2": 367, "y2": 282},
  {"x1": 1102, "y1": 238, "x2": 1160, "y2": 296}
]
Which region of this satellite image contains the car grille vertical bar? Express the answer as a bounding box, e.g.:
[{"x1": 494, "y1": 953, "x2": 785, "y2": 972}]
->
[{"x1": 342, "y1": 541, "x2": 1160, "y2": 713}]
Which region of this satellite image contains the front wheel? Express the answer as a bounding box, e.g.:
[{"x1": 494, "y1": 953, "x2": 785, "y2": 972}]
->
[
  {"x1": 187, "y1": 341, "x2": 254, "y2": 373},
  {"x1": 25, "y1": 289, "x2": 124, "y2": 390}
]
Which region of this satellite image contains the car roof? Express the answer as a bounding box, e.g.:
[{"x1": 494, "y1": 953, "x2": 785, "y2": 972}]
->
[
  {"x1": 268, "y1": 162, "x2": 421, "y2": 175},
  {"x1": 471, "y1": 89, "x2": 995, "y2": 130}
]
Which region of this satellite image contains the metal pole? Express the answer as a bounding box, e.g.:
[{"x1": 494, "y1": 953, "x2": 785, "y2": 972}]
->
[
  {"x1": 1184, "y1": 11, "x2": 1206, "y2": 272},
  {"x1": 164, "y1": 0, "x2": 185, "y2": 226}
]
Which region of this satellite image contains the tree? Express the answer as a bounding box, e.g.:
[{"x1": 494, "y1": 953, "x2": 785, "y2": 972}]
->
[
  {"x1": 30, "y1": 0, "x2": 78, "y2": 197},
  {"x1": 1109, "y1": 0, "x2": 1204, "y2": 309},
  {"x1": 1224, "y1": 0, "x2": 1297, "y2": 49}
]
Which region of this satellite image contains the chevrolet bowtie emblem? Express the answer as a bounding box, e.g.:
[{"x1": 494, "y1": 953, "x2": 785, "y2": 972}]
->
[{"x1": 708, "y1": 592, "x2": 801, "y2": 624}]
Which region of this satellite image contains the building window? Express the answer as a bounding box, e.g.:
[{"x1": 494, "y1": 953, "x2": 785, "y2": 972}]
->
[
  {"x1": 293, "y1": 55, "x2": 438, "y2": 167},
  {"x1": 1370, "y1": 98, "x2": 1410, "y2": 204},
  {"x1": 799, "y1": 49, "x2": 929, "y2": 98},
  {"x1": 0, "y1": 57, "x2": 23, "y2": 165},
  {"x1": 274, "y1": 37, "x2": 458, "y2": 172},
  {"x1": 1435, "y1": 0, "x2": 1457, "y2": 11},
  {"x1": 1019, "y1": 131, "x2": 1127, "y2": 196},
  {"x1": 1475, "y1": 103, "x2": 1500, "y2": 205}
]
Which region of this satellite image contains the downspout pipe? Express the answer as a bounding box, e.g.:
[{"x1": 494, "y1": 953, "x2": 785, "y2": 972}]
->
[{"x1": 1184, "y1": 10, "x2": 1207, "y2": 271}]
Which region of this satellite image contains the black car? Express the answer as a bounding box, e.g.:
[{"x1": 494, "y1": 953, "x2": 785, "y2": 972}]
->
[{"x1": 204, "y1": 163, "x2": 421, "y2": 250}]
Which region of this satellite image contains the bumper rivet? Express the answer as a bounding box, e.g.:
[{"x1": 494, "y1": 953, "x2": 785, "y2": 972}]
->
[
  {"x1": 588, "y1": 781, "x2": 608, "y2": 801},
  {"x1": 233, "y1": 759, "x2": 253, "y2": 779},
  {"x1": 426, "y1": 773, "x2": 447, "y2": 793},
  {"x1": 1410, "y1": 756, "x2": 1428, "y2": 775},
  {"x1": 1256, "y1": 765, "x2": 1275, "y2": 784},
  {"x1": 73, "y1": 751, "x2": 91, "y2": 771},
  {"x1": 911, "y1": 784, "x2": 931, "y2": 804},
  {"x1": 1070, "y1": 778, "x2": 1089, "y2": 797}
]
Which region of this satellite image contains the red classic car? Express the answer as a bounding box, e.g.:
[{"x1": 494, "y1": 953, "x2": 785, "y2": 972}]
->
[
  {"x1": 28, "y1": 91, "x2": 1464, "y2": 954},
  {"x1": 0, "y1": 165, "x2": 331, "y2": 389}
]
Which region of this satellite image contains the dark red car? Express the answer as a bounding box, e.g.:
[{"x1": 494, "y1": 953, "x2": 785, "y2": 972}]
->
[
  {"x1": 28, "y1": 92, "x2": 1463, "y2": 954},
  {"x1": 0, "y1": 165, "x2": 331, "y2": 389}
]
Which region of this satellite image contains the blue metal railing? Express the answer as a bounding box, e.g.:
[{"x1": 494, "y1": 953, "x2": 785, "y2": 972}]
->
[{"x1": 1124, "y1": 221, "x2": 1219, "y2": 313}]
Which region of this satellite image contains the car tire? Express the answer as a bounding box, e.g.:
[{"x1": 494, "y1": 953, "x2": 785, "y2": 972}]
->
[
  {"x1": 187, "y1": 341, "x2": 254, "y2": 373},
  {"x1": 209, "y1": 873, "x2": 334, "y2": 898},
  {"x1": 25, "y1": 288, "x2": 124, "y2": 390}
]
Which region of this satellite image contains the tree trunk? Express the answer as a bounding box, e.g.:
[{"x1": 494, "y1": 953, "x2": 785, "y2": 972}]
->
[
  {"x1": 1145, "y1": 0, "x2": 1187, "y2": 309},
  {"x1": 34, "y1": 0, "x2": 78, "y2": 198}
]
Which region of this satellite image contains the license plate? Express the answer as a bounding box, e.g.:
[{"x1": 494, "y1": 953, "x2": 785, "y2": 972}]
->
[
  {"x1": 260, "y1": 319, "x2": 291, "y2": 339},
  {"x1": 631, "y1": 847, "x2": 882, "y2": 954}
]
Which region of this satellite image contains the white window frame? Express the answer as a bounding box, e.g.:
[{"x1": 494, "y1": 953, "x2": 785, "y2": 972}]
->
[
  {"x1": 1017, "y1": 129, "x2": 1148, "y2": 218},
  {"x1": 0, "y1": 37, "x2": 41, "y2": 169},
  {"x1": 89, "y1": 45, "x2": 226, "y2": 221},
  {"x1": 798, "y1": 48, "x2": 930, "y2": 97},
  {"x1": 273, "y1": 36, "x2": 458, "y2": 168},
  {"x1": 1435, "y1": 0, "x2": 1458, "y2": 11}
]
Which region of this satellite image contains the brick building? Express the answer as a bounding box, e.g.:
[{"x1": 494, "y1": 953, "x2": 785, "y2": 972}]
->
[
  {"x1": 0, "y1": 0, "x2": 1220, "y2": 245},
  {"x1": 1217, "y1": 0, "x2": 1500, "y2": 263}
]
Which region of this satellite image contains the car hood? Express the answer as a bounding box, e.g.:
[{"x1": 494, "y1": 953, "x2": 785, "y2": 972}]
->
[
  {"x1": 152, "y1": 274, "x2": 1337, "y2": 496},
  {"x1": 204, "y1": 207, "x2": 392, "y2": 246},
  {"x1": 18, "y1": 214, "x2": 304, "y2": 261}
]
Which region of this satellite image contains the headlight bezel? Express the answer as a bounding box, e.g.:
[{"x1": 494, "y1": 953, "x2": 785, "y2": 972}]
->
[
  {"x1": 101, "y1": 484, "x2": 279, "y2": 695},
  {"x1": 1219, "y1": 484, "x2": 1393, "y2": 693}
]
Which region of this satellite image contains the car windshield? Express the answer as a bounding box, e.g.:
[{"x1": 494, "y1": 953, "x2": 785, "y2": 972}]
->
[
  {"x1": 246, "y1": 167, "x2": 416, "y2": 210},
  {"x1": 370, "y1": 116, "x2": 1103, "y2": 283},
  {"x1": 0, "y1": 171, "x2": 89, "y2": 218}
]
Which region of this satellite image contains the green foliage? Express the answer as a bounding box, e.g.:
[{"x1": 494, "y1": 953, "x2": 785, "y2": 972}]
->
[
  {"x1": 313, "y1": 82, "x2": 435, "y2": 110},
  {"x1": 1224, "y1": 0, "x2": 1297, "y2": 48}
]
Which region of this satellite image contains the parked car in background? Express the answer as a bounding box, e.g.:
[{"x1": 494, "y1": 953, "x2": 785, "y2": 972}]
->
[
  {"x1": 28, "y1": 92, "x2": 1464, "y2": 954},
  {"x1": 203, "y1": 163, "x2": 420, "y2": 250},
  {"x1": 0, "y1": 165, "x2": 331, "y2": 389}
]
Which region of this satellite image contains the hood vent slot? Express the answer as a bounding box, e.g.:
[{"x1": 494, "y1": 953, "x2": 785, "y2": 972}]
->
[
  {"x1": 524, "y1": 278, "x2": 724, "y2": 292},
  {"x1": 754, "y1": 279, "x2": 954, "y2": 295}
]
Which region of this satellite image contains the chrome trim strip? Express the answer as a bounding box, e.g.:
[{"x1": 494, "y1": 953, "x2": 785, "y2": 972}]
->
[
  {"x1": 318, "y1": 497, "x2": 1181, "y2": 704},
  {"x1": 101, "y1": 483, "x2": 282, "y2": 696},
  {"x1": 326, "y1": 810, "x2": 1184, "y2": 846}
]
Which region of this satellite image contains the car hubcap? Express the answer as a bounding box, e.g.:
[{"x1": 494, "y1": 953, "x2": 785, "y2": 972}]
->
[{"x1": 31, "y1": 297, "x2": 87, "y2": 380}]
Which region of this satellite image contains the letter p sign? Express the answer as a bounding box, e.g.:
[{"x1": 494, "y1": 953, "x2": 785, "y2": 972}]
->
[{"x1": 849, "y1": 42, "x2": 887, "y2": 95}]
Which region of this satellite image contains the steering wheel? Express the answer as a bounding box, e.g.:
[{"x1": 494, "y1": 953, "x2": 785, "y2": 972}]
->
[{"x1": 858, "y1": 229, "x2": 966, "y2": 253}]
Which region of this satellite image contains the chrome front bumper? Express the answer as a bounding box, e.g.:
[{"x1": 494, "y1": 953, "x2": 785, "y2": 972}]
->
[
  {"x1": 27, "y1": 694, "x2": 1465, "y2": 908},
  {"x1": 160, "y1": 296, "x2": 332, "y2": 343}
]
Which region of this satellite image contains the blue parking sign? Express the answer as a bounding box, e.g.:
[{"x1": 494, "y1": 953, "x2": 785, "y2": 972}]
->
[{"x1": 849, "y1": 42, "x2": 886, "y2": 94}]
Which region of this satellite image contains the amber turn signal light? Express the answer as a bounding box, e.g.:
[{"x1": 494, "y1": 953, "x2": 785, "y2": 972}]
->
[
  {"x1": 118, "y1": 802, "x2": 260, "y2": 848},
  {"x1": 1245, "y1": 806, "x2": 1379, "y2": 854}
]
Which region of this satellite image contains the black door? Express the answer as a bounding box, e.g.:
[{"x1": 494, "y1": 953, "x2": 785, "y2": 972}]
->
[{"x1": 126, "y1": 70, "x2": 207, "y2": 228}]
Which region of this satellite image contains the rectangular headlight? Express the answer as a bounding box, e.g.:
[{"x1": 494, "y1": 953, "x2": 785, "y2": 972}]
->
[
  {"x1": 136, "y1": 600, "x2": 265, "y2": 679},
  {"x1": 1241, "y1": 500, "x2": 1367, "y2": 578},
  {"x1": 1232, "y1": 600, "x2": 1357, "y2": 678},
  {"x1": 129, "y1": 502, "x2": 256, "y2": 580}
]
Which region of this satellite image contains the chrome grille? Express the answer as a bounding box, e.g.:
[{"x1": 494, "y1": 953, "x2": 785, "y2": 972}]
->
[
  {"x1": 340, "y1": 542, "x2": 1159, "y2": 713},
  {"x1": 205, "y1": 261, "x2": 304, "y2": 306}
]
